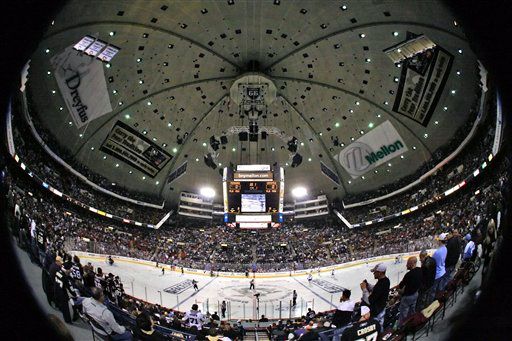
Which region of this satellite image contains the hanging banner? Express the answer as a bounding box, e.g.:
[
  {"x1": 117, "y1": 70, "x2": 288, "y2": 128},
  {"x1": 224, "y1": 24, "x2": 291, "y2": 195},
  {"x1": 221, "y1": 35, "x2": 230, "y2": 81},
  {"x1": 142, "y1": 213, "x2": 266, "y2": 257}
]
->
[
  {"x1": 334, "y1": 120, "x2": 408, "y2": 178},
  {"x1": 50, "y1": 46, "x2": 113, "y2": 128},
  {"x1": 391, "y1": 33, "x2": 453, "y2": 126},
  {"x1": 100, "y1": 121, "x2": 172, "y2": 177}
]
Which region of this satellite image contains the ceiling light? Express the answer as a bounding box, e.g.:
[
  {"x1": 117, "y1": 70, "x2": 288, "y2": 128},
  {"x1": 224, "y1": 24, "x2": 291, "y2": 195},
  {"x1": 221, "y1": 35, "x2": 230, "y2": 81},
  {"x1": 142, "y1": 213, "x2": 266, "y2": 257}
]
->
[
  {"x1": 51, "y1": 90, "x2": 56, "y2": 94},
  {"x1": 139, "y1": 80, "x2": 144, "y2": 84},
  {"x1": 434, "y1": 121, "x2": 439, "y2": 125},
  {"x1": 147, "y1": 101, "x2": 151, "y2": 106},
  {"x1": 292, "y1": 187, "x2": 307, "y2": 198},
  {"x1": 308, "y1": 158, "x2": 312, "y2": 162},
  {"x1": 79, "y1": 133, "x2": 83, "y2": 138},
  {"x1": 355, "y1": 101, "x2": 360, "y2": 106},
  {"x1": 90, "y1": 147, "x2": 95, "y2": 151},
  {"x1": 368, "y1": 122, "x2": 374, "y2": 128},
  {"x1": 105, "y1": 63, "x2": 111, "y2": 68},
  {"x1": 285, "y1": 163, "x2": 289, "y2": 166},
  {"x1": 218, "y1": 163, "x2": 222, "y2": 166},
  {"x1": 232, "y1": 147, "x2": 236, "y2": 152},
  {"x1": 350, "y1": 137, "x2": 355, "y2": 141},
  {"x1": 348, "y1": 180, "x2": 351, "y2": 184},
  {"x1": 115, "y1": 163, "x2": 119, "y2": 167},
  {"x1": 152, "y1": 137, "x2": 157, "y2": 141},
  {"x1": 349, "y1": 109, "x2": 354, "y2": 113},
  {"x1": 396, "y1": 63, "x2": 402, "y2": 68},
  {"x1": 47, "y1": 70, "x2": 51, "y2": 75},
  {"x1": 374, "y1": 170, "x2": 378, "y2": 173},
  {"x1": 195, "y1": 158, "x2": 199, "y2": 162},
  {"x1": 453, "y1": 20, "x2": 458, "y2": 26},
  {"x1": 59, "y1": 107, "x2": 63, "y2": 111},
  {"x1": 443, "y1": 106, "x2": 448, "y2": 111},
  {"x1": 162, "y1": 143, "x2": 167, "y2": 147},
  {"x1": 451, "y1": 90, "x2": 456, "y2": 95},
  {"x1": 360, "y1": 130, "x2": 364, "y2": 135},
  {"x1": 202, "y1": 142, "x2": 207, "y2": 147},
  {"x1": 361, "y1": 176, "x2": 365, "y2": 180},
  {"x1": 200, "y1": 187, "x2": 215, "y2": 198},
  {"x1": 412, "y1": 146, "x2": 417, "y2": 150},
  {"x1": 424, "y1": 133, "x2": 428, "y2": 138},
  {"x1": 129, "y1": 170, "x2": 133, "y2": 174},
  {"x1": 393, "y1": 31, "x2": 399, "y2": 36},
  {"x1": 456, "y1": 70, "x2": 461, "y2": 76},
  {"x1": 103, "y1": 156, "x2": 107, "y2": 160},
  {"x1": 393, "y1": 77, "x2": 399, "y2": 82},
  {"x1": 109, "y1": 31, "x2": 115, "y2": 36},
  {"x1": 458, "y1": 49, "x2": 463, "y2": 54},
  {"x1": 365, "y1": 58, "x2": 371, "y2": 63},
  {"x1": 142, "y1": 176, "x2": 146, "y2": 180},
  {"x1": 112, "y1": 90, "x2": 117, "y2": 94},
  {"x1": 377, "y1": 113, "x2": 382, "y2": 117},
  {"x1": 397, "y1": 49, "x2": 402, "y2": 53},
  {"x1": 335, "y1": 122, "x2": 340, "y2": 128},
  {"x1": 45, "y1": 48, "x2": 50, "y2": 53},
  {"x1": 271, "y1": 147, "x2": 275, "y2": 151},
  {"x1": 341, "y1": 5, "x2": 347, "y2": 11},
  {"x1": 156, "y1": 181, "x2": 160, "y2": 185},
  {"x1": 142, "y1": 130, "x2": 147, "y2": 135},
  {"x1": 118, "y1": 101, "x2": 123, "y2": 106},
  {"x1": 388, "y1": 163, "x2": 392, "y2": 167},
  {"x1": 400, "y1": 155, "x2": 404, "y2": 159},
  {"x1": 300, "y1": 142, "x2": 304, "y2": 146},
  {"x1": 319, "y1": 132, "x2": 323, "y2": 136},
  {"x1": 68, "y1": 121, "x2": 72, "y2": 125},
  {"x1": 172, "y1": 147, "x2": 178, "y2": 153},
  {"x1": 359, "y1": 33, "x2": 366, "y2": 38},
  {"x1": 167, "y1": 122, "x2": 172, "y2": 127},
  {"x1": 136, "y1": 58, "x2": 142, "y2": 63},
  {"x1": 125, "y1": 114, "x2": 130, "y2": 119},
  {"x1": 341, "y1": 143, "x2": 345, "y2": 147}
]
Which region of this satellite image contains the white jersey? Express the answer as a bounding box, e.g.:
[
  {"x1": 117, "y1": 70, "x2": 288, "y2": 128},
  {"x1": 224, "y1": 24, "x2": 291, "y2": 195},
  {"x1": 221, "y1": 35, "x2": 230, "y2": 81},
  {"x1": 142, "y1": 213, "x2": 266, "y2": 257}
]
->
[{"x1": 183, "y1": 310, "x2": 206, "y2": 330}]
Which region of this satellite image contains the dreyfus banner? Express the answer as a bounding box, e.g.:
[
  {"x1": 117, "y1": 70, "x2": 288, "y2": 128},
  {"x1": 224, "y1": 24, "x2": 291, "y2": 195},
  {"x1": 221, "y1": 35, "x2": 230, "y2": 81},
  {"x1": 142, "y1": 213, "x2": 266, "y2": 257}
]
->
[
  {"x1": 50, "y1": 46, "x2": 113, "y2": 128},
  {"x1": 100, "y1": 121, "x2": 172, "y2": 177},
  {"x1": 334, "y1": 120, "x2": 408, "y2": 178},
  {"x1": 392, "y1": 36, "x2": 453, "y2": 126}
]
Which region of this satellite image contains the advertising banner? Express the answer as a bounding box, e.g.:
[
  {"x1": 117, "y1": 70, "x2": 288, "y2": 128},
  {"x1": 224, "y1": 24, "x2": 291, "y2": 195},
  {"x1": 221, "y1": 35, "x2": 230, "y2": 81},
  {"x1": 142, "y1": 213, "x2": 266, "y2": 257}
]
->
[
  {"x1": 50, "y1": 46, "x2": 113, "y2": 128},
  {"x1": 334, "y1": 120, "x2": 408, "y2": 178},
  {"x1": 392, "y1": 35, "x2": 453, "y2": 126},
  {"x1": 100, "y1": 121, "x2": 172, "y2": 177}
]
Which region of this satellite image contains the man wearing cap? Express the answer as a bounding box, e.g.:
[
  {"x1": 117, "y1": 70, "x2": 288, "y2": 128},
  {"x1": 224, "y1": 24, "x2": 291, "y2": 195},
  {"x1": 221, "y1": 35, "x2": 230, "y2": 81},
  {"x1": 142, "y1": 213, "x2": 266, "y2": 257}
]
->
[
  {"x1": 462, "y1": 234, "x2": 476, "y2": 261},
  {"x1": 397, "y1": 257, "x2": 422, "y2": 326},
  {"x1": 432, "y1": 233, "x2": 448, "y2": 299},
  {"x1": 332, "y1": 289, "x2": 355, "y2": 328},
  {"x1": 360, "y1": 263, "x2": 390, "y2": 330},
  {"x1": 341, "y1": 306, "x2": 380, "y2": 341}
]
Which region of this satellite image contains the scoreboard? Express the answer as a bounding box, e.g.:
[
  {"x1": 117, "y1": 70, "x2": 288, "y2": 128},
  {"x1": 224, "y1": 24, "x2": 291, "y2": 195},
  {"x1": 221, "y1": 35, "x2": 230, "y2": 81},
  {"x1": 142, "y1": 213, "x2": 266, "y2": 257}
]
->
[{"x1": 223, "y1": 165, "x2": 284, "y2": 228}]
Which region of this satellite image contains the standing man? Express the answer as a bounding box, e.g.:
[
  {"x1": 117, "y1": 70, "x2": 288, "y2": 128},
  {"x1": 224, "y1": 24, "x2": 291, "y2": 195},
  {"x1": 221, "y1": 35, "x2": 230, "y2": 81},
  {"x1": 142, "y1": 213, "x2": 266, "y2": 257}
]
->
[
  {"x1": 418, "y1": 250, "x2": 436, "y2": 310},
  {"x1": 431, "y1": 233, "x2": 448, "y2": 299},
  {"x1": 445, "y1": 229, "x2": 462, "y2": 281},
  {"x1": 221, "y1": 300, "x2": 227, "y2": 318},
  {"x1": 462, "y1": 234, "x2": 476, "y2": 261},
  {"x1": 161, "y1": 267, "x2": 165, "y2": 276},
  {"x1": 397, "y1": 257, "x2": 422, "y2": 326},
  {"x1": 361, "y1": 263, "x2": 390, "y2": 330},
  {"x1": 292, "y1": 290, "x2": 297, "y2": 307},
  {"x1": 250, "y1": 279, "x2": 255, "y2": 290}
]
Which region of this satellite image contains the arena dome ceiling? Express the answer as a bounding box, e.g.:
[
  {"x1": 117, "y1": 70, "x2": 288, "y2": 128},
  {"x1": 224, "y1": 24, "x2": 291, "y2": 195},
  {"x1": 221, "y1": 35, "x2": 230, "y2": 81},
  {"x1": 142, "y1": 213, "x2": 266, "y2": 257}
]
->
[{"x1": 26, "y1": 0, "x2": 480, "y2": 205}]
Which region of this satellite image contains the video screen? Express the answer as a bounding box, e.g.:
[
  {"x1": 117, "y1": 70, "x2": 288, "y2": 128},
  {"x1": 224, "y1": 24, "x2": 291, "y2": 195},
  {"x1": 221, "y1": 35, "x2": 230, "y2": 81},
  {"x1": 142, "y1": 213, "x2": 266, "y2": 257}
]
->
[{"x1": 241, "y1": 194, "x2": 266, "y2": 213}]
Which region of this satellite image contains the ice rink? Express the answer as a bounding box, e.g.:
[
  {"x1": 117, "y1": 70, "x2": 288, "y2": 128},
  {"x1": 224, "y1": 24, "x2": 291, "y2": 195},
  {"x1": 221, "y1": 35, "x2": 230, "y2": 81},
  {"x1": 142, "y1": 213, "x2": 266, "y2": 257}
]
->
[{"x1": 75, "y1": 252, "x2": 423, "y2": 320}]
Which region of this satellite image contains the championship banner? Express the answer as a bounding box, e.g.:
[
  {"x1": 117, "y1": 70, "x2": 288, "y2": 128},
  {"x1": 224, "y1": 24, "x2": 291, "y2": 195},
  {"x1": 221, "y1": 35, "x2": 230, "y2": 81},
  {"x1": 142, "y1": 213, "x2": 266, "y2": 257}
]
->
[
  {"x1": 392, "y1": 34, "x2": 453, "y2": 126},
  {"x1": 334, "y1": 120, "x2": 408, "y2": 178},
  {"x1": 50, "y1": 46, "x2": 113, "y2": 128},
  {"x1": 100, "y1": 121, "x2": 172, "y2": 177}
]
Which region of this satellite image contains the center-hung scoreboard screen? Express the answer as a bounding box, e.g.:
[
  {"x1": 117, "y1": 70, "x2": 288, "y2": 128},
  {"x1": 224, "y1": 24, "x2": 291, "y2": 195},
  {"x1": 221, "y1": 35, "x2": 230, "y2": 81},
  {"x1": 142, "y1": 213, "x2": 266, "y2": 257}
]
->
[{"x1": 223, "y1": 165, "x2": 284, "y2": 228}]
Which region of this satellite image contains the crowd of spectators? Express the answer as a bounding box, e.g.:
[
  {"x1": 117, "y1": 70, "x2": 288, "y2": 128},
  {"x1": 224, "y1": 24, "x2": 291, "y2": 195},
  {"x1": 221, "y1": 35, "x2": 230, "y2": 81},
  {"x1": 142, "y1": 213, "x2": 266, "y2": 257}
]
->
[
  {"x1": 341, "y1": 98, "x2": 497, "y2": 224},
  {"x1": 11, "y1": 111, "x2": 165, "y2": 224},
  {"x1": 23, "y1": 90, "x2": 162, "y2": 205},
  {"x1": 6, "y1": 151, "x2": 507, "y2": 276},
  {"x1": 343, "y1": 84, "x2": 486, "y2": 205}
]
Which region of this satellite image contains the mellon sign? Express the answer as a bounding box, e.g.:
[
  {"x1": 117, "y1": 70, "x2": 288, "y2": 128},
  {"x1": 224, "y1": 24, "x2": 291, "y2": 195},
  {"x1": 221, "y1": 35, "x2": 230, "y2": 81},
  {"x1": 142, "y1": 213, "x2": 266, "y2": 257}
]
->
[{"x1": 334, "y1": 121, "x2": 408, "y2": 178}]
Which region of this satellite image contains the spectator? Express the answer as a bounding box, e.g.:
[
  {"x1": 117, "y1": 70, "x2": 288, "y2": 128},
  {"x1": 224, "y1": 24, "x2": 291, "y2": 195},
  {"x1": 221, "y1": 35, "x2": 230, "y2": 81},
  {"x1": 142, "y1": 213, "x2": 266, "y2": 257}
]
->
[
  {"x1": 332, "y1": 289, "x2": 355, "y2": 328},
  {"x1": 418, "y1": 249, "x2": 436, "y2": 310},
  {"x1": 397, "y1": 257, "x2": 422, "y2": 326},
  {"x1": 463, "y1": 234, "x2": 476, "y2": 261},
  {"x1": 431, "y1": 233, "x2": 448, "y2": 298},
  {"x1": 361, "y1": 263, "x2": 390, "y2": 330},
  {"x1": 445, "y1": 229, "x2": 463, "y2": 280},
  {"x1": 82, "y1": 287, "x2": 132, "y2": 340},
  {"x1": 341, "y1": 306, "x2": 380, "y2": 341},
  {"x1": 133, "y1": 311, "x2": 169, "y2": 340}
]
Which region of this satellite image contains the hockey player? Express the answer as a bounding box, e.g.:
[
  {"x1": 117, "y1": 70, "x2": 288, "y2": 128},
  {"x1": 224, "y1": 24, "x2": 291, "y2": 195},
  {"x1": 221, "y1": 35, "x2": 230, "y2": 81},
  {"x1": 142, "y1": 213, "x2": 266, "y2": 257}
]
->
[
  {"x1": 182, "y1": 304, "x2": 206, "y2": 330},
  {"x1": 192, "y1": 279, "x2": 199, "y2": 291},
  {"x1": 161, "y1": 267, "x2": 165, "y2": 276},
  {"x1": 250, "y1": 279, "x2": 255, "y2": 290},
  {"x1": 221, "y1": 300, "x2": 227, "y2": 318},
  {"x1": 307, "y1": 272, "x2": 313, "y2": 285},
  {"x1": 292, "y1": 290, "x2": 297, "y2": 306}
]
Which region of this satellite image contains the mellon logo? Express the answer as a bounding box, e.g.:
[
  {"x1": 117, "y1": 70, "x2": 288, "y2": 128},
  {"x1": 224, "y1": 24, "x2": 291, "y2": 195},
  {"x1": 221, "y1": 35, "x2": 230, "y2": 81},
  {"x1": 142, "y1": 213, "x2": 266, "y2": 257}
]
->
[{"x1": 364, "y1": 140, "x2": 404, "y2": 165}]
